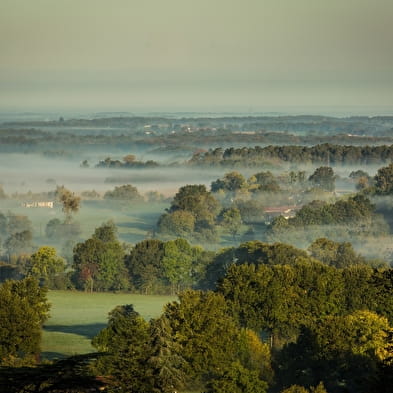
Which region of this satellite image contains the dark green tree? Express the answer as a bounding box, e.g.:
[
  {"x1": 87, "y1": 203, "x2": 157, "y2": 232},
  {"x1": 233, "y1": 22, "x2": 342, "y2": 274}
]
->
[
  {"x1": 374, "y1": 162, "x2": 393, "y2": 195},
  {"x1": 308, "y1": 166, "x2": 335, "y2": 191},
  {"x1": 92, "y1": 304, "x2": 153, "y2": 393},
  {"x1": 125, "y1": 239, "x2": 166, "y2": 294},
  {"x1": 162, "y1": 290, "x2": 242, "y2": 388}
]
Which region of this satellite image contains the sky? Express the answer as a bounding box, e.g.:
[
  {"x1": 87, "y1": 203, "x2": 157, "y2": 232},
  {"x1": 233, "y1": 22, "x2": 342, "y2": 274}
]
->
[{"x1": 1, "y1": 0, "x2": 392, "y2": 114}]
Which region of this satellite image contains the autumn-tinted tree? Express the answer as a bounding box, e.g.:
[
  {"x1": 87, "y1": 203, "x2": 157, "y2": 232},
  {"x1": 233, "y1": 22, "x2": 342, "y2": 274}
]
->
[{"x1": 56, "y1": 185, "x2": 81, "y2": 221}]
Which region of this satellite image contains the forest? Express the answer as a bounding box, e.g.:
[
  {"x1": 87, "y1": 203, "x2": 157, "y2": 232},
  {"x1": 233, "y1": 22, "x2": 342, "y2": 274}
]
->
[{"x1": 1, "y1": 115, "x2": 393, "y2": 392}]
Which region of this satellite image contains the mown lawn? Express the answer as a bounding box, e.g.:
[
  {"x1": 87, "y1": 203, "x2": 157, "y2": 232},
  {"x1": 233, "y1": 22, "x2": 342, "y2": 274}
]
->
[{"x1": 42, "y1": 290, "x2": 175, "y2": 360}]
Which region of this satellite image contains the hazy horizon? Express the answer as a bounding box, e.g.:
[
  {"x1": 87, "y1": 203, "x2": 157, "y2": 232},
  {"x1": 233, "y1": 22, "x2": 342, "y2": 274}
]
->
[{"x1": 1, "y1": 0, "x2": 392, "y2": 113}]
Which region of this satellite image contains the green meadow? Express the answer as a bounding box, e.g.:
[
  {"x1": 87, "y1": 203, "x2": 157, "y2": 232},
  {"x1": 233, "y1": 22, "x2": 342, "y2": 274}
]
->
[{"x1": 42, "y1": 290, "x2": 175, "y2": 360}]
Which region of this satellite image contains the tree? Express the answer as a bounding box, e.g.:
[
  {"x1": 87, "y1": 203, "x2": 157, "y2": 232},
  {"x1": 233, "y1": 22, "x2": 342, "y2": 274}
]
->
[
  {"x1": 308, "y1": 238, "x2": 364, "y2": 268},
  {"x1": 235, "y1": 199, "x2": 265, "y2": 224},
  {"x1": 0, "y1": 277, "x2": 50, "y2": 365},
  {"x1": 158, "y1": 184, "x2": 220, "y2": 242},
  {"x1": 146, "y1": 316, "x2": 187, "y2": 393},
  {"x1": 73, "y1": 223, "x2": 128, "y2": 291},
  {"x1": 27, "y1": 246, "x2": 66, "y2": 288},
  {"x1": 92, "y1": 305, "x2": 186, "y2": 393},
  {"x1": 104, "y1": 184, "x2": 143, "y2": 202},
  {"x1": 248, "y1": 171, "x2": 280, "y2": 193},
  {"x1": 162, "y1": 238, "x2": 194, "y2": 294},
  {"x1": 374, "y1": 163, "x2": 393, "y2": 194},
  {"x1": 211, "y1": 171, "x2": 247, "y2": 193},
  {"x1": 4, "y1": 230, "x2": 33, "y2": 257},
  {"x1": 308, "y1": 166, "x2": 335, "y2": 191},
  {"x1": 125, "y1": 239, "x2": 166, "y2": 294},
  {"x1": 157, "y1": 210, "x2": 195, "y2": 238},
  {"x1": 276, "y1": 311, "x2": 392, "y2": 393},
  {"x1": 45, "y1": 217, "x2": 81, "y2": 241},
  {"x1": 92, "y1": 304, "x2": 153, "y2": 393},
  {"x1": 204, "y1": 361, "x2": 268, "y2": 393},
  {"x1": 219, "y1": 207, "x2": 242, "y2": 239},
  {"x1": 56, "y1": 186, "x2": 81, "y2": 221},
  {"x1": 169, "y1": 184, "x2": 220, "y2": 224},
  {"x1": 162, "y1": 290, "x2": 242, "y2": 386}
]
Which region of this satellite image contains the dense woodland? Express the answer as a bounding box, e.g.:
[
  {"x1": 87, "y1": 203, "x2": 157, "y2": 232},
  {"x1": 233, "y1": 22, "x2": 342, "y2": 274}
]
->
[{"x1": 1, "y1": 115, "x2": 393, "y2": 392}]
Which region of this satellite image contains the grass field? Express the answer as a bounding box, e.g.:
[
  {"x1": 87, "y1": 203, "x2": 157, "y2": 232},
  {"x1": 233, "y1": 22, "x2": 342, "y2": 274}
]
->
[{"x1": 42, "y1": 290, "x2": 175, "y2": 360}]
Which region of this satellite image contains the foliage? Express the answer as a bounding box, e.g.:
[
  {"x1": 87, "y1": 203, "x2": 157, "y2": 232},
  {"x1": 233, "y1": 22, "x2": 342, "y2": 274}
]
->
[
  {"x1": 204, "y1": 361, "x2": 268, "y2": 393},
  {"x1": 162, "y1": 238, "x2": 203, "y2": 294},
  {"x1": 157, "y1": 210, "x2": 196, "y2": 238},
  {"x1": 0, "y1": 277, "x2": 50, "y2": 365},
  {"x1": 235, "y1": 240, "x2": 308, "y2": 266},
  {"x1": 45, "y1": 218, "x2": 81, "y2": 241},
  {"x1": 92, "y1": 304, "x2": 185, "y2": 393},
  {"x1": 72, "y1": 223, "x2": 128, "y2": 291},
  {"x1": 374, "y1": 162, "x2": 393, "y2": 195},
  {"x1": 162, "y1": 290, "x2": 241, "y2": 386},
  {"x1": 269, "y1": 194, "x2": 376, "y2": 234},
  {"x1": 103, "y1": 184, "x2": 143, "y2": 202},
  {"x1": 125, "y1": 239, "x2": 166, "y2": 294},
  {"x1": 308, "y1": 166, "x2": 335, "y2": 191},
  {"x1": 308, "y1": 238, "x2": 364, "y2": 268},
  {"x1": 275, "y1": 311, "x2": 392, "y2": 393},
  {"x1": 158, "y1": 184, "x2": 220, "y2": 242},
  {"x1": 4, "y1": 230, "x2": 33, "y2": 256},
  {"x1": 27, "y1": 246, "x2": 66, "y2": 288},
  {"x1": 211, "y1": 171, "x2": 247, "y2": 193},
  {"x1": 190, "y1": 143, "x2": 393, "y2": 167},
  {"x1": 218, "y1": 207, "x2": 242, "y2": 238},
  {"x1": 56, "y1": 186, "x2": 81, "y2": 220}
]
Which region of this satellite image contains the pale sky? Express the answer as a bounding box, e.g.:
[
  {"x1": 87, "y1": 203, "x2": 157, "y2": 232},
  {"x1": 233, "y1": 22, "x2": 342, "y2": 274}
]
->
[{"x1": 1, "y1": 0, "x2": 392, "y2": 113}]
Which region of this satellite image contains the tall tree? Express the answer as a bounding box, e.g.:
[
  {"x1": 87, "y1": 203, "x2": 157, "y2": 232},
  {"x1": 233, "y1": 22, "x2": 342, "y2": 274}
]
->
[
  {"x1": 125, "y1": 239, "x2": 166, "y2": 294},
  {"x1": 73, "y1": 223, "x2": 128, "y2": 291},
  {"x1": 0, "y1": 277, "x2": 50, "y2": 365}
]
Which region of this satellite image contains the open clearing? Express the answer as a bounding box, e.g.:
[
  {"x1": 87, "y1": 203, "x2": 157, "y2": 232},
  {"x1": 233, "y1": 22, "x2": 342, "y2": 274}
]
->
[{"x1": 42, "y1": 290, "x2": 175, "y2": 360}]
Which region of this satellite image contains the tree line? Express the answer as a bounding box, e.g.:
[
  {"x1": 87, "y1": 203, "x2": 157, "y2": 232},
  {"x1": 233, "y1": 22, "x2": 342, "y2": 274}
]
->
[{"x1": 189, "y1": 143, "x2": 393, "y2": 167}]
